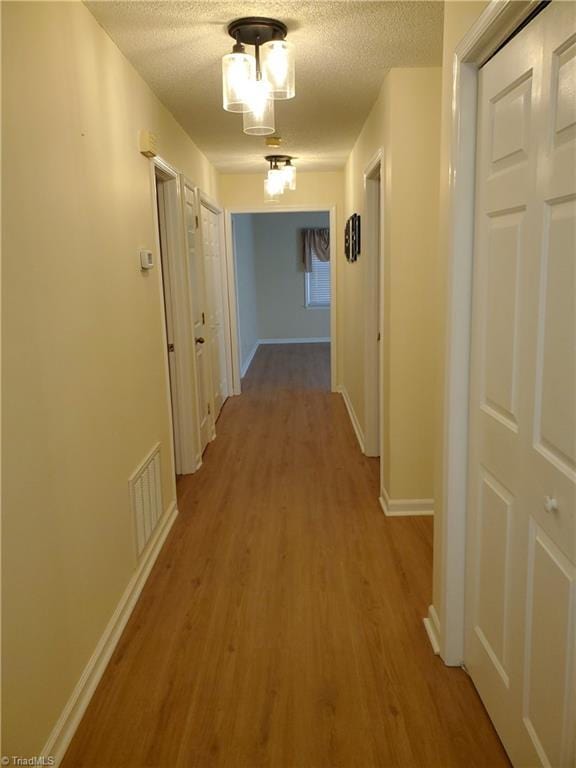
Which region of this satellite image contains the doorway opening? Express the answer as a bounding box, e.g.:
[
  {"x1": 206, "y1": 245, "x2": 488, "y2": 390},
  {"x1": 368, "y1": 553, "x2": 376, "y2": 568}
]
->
[{"x1": 226, "y1": 208, "x2": 336, "y2": 393}]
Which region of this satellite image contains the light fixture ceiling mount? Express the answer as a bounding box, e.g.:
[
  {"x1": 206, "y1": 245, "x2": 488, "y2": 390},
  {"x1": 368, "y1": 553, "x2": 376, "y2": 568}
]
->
[
  {"x1": 264, "y1": 154, "x2": 297, "y2": 200},
  {"x1": 222, "y1": 16, "x2": 295, "y2": 135},
  {"x1": 227, "y1": 17, "x2": 288, "y2": 46},
  {"x1": 264, "y1": 154, "x2": 293, "y2": 163}
]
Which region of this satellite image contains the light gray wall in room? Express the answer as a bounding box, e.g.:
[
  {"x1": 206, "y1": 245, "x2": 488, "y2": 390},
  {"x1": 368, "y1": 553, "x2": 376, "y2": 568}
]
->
[
  {"x1": 252, "y1": 211, "x2": 330, "y2": 340},
  {"x1": 232, "y1": 214, "x2": 259, "y2": 372}
]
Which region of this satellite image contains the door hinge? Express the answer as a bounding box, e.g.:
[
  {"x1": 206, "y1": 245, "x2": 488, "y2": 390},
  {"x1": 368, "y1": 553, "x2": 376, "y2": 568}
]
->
[
  {"x1": 377, "y1": 332, "x2": 381, "y2": 342},
  {"x1": 207, "y1": 403, "x2": 211, "y2": 415},
  {"x1": 168, "y1": 343, "x2": 175, "y2": 352},
  {"x1": 195, "y1": 215, "x2": 199, "y2": 229},
  {"x1": 202, "y1": 312, "x2": 205, "y2": 325}
]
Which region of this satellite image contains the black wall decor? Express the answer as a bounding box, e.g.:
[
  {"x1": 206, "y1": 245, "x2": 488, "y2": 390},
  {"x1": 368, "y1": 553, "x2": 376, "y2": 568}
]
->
[
  {"x1": 345, "y1": 214, "x2": 361, "y2": 262},
  {"x1": 345, "y1": 218, "x2": 351, "y2": 261},
  {"x1": 353, "y1": 213, "x2": 361, "y2": 258}
]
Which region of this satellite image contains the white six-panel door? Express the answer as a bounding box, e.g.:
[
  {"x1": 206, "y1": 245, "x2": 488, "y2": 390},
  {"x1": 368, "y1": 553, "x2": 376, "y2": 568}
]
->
[
  {"x1": 466, "y1": 4, "x2": 575, "y2": 767},
  {"x1": 201, "y1": 203, "x2": 228, "y2": 419},
  {"x1": 182, "y1": 180, "x2": 214, "y2": 453}
]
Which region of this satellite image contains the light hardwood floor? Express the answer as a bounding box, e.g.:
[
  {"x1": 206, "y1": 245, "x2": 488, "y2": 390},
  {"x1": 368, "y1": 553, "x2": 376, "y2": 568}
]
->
[{"x1": 63, "y1": 344, "x2": 510, "y2": 767}]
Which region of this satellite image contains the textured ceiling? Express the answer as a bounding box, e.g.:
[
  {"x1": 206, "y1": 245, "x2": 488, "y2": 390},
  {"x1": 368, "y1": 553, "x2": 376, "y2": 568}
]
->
[{"x1": 86, "y1": 1, "x2": 444, "y2": 173}]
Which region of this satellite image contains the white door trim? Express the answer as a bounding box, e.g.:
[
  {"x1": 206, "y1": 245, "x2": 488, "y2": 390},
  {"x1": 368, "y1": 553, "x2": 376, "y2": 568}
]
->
[
  {"x1": 151, "y1": 156, "x2": 200, "y2": 475},
  {"x1": 435, "y1": 0, "x2": 544, "y2": 665},
  {"x1": 363, "y1": 149, "x2": 384, "y2": 460},
  {"x1": 224, "y1": 205, "x2": 338, "y2": 394},
  {"x1": 199, "y1": 190, "x2": 221, "y2": 215}
]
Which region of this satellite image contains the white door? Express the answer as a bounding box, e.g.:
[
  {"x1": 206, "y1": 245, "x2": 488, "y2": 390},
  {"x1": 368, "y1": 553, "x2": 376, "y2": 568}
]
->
[
  {"x1": 155, "y1": 177, "x2": 182, "y2": 474},
  {"x1": 466, "y1": 4, "x2": 575, "y2": 767},
  {"x1": 201, "y1": 202, "x2": 228, "y2": 418},
  {"x1": 182, "y1": 181, "x2": 213, "y2": 453},
  {"x1": 364, "y1": 165, "x2": 381, "y2": 458}
]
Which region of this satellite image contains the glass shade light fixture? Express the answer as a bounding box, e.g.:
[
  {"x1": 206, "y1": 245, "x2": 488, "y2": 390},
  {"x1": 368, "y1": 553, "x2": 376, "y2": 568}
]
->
[
  {"x1": 221, "y1": 43, "x2": 255, "y2": 113},
  {"x1": 264, "y1": 164, "x2": 282, "y2": 202},
  {"x1": 264, "y1": 155, "x2": 296, "y2": 200},
  {"x1": 266, "y1": 159, "x2": 286, "y2": 194},
  {"x1": 282, "y1": 157, "x2": 296, "y2": 190},
  {"x1": 243, "y1": 77, "x2": 275, "y2": 135},
  {"x1": 261, "y1": 40, "x2": 295, "y2": 99},
  {"x1": 222, "y1": 18, "x2": 295, "y2": 136},
  {"x1": 264, "y1": 181, "x2": 280, "y2": 203}
]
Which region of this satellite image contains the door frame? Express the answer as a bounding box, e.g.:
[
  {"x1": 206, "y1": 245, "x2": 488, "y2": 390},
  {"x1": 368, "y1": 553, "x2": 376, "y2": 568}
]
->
[
  {"x1": 433, "y1": 0, "x2": 544, "y2": 666},
  {"x1": 199, "y1": 191, "x2": 234, "y2": 403},
  {"x1": 151, "y1": 157, "x2": 201, "y2": 475},
  {"x1": 224, "y1": 205, "x2": 338, "y2": 394},
  {"x1": 363, "y1": 150, "x2": 385, "y2": 459}
]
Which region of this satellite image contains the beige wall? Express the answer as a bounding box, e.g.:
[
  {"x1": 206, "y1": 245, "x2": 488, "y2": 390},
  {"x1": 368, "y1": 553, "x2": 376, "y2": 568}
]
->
[
  {"x1": 2, "y1": 0, "x2": 218, "y2": 755},
  {"x1": 344, "y1": 67, "x2": 442, "y2": 501},
  {"x1": 431, "y1": 0, "x2": 488, "y2": 653},
  {"x1": 220, "y1": 172, "x2": 345, "y2": 382}
]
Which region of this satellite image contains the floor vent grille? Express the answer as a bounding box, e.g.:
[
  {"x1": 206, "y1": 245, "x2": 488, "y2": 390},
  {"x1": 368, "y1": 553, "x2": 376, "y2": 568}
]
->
[{"x1": 129, "y1": 444, "x2": 163, "y2": 557}]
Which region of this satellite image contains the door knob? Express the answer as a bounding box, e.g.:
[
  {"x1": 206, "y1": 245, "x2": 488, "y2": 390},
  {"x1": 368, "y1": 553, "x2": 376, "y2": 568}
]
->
[
  {"x1": 195, "y1": 337, "x2": 205, "y2": 344},
  {"x1": 544, "y1": 496, "x2": 558, "y2": 513}
]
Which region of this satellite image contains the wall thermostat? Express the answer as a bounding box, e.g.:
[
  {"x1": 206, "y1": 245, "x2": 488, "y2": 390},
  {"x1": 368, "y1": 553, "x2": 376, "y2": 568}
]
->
[{"x1": 140, "y1": 249, "x2": 154, "y2": 270}]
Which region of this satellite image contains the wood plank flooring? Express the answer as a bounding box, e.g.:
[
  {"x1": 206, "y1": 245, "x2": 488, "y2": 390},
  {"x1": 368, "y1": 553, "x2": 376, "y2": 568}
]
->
[{"x1": 63, "y1": 344, "x2": 510, "y2": 767}]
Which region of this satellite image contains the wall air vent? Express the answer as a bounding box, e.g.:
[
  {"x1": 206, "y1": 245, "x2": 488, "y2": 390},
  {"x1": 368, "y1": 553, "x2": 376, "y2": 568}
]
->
[{"x1": 129, "y1": 443, "x2": 163, "y2": 557}]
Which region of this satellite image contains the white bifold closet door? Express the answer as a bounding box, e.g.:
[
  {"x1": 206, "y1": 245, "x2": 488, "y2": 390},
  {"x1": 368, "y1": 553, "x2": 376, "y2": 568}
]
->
[
  {"x1": 201, "y1": 203, "x2": 228, "y2": 419},
  {"x1": 466, "y1": 3, "x2": 575, "y2": 767}
]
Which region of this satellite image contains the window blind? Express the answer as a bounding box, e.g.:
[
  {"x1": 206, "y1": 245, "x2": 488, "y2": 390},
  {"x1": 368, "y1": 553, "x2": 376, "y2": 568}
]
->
[{"x1": 306, "y1": 250, "x2": 331, "y2": 307}]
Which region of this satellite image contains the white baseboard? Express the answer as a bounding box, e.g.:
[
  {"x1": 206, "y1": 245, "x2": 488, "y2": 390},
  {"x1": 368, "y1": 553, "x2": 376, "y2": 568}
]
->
[
  {"x1": 258, "y1": 337, "x2": 330, "y2": 344},
  {"x1": 379, "y1": 487, "x2": 434, "y2": 517},
  {"x1": 42, "y1": 501, "x2": 179, "y2": 766},
  {"x1": 423, "y1": 604, "x2": 441, "y2": 655},
  {"x1": 337, "y1": 385, "x2": 365, "y2": 453},
  {"x1": 240, "y1": 341, "x2": 259, "y2": 378}
]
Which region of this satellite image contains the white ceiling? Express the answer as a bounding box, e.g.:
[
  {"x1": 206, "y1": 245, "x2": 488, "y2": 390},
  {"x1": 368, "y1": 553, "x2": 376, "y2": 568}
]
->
[{"x1": 86, "y1": 1, "x2": 444, "y2": 173}]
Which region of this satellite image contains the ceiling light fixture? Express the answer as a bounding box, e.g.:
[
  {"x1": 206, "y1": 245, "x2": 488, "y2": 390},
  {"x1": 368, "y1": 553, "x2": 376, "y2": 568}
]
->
[
  {"x1": 282, "y1": 157, "x2": 296, "y2": 191},
  {"x1": 264, "y1": 155, "x2": 296, "y2": 200},
  {"x1": 222, "y1": 17, "x2": 295, "y2": 136}
]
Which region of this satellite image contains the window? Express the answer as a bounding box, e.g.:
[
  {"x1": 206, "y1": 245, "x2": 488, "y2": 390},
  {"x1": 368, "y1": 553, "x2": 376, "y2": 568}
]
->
[{"x1": 305, "y1": 251, "x2": 331, "y2": 307}]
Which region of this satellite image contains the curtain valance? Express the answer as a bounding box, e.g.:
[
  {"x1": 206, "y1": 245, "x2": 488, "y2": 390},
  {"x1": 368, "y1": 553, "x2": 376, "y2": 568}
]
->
[{"x1": 302, "y1": 228, "x2": 330, "y2": 273}]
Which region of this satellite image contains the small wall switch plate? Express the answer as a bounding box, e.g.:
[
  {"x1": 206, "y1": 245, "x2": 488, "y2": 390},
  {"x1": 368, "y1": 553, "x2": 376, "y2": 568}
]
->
[
  {"x1": 140, "y1": 249, "x2": 154, "y2": 270},
  {"x1": 138, "y1": 129, "x2": 158, "y2": 158}
]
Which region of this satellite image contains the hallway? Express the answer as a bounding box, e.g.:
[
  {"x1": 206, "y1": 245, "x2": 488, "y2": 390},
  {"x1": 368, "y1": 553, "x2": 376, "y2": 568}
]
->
[{"x1": 63, "y1": 345, "x2": 509, "y2": 768}]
